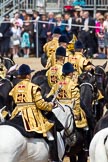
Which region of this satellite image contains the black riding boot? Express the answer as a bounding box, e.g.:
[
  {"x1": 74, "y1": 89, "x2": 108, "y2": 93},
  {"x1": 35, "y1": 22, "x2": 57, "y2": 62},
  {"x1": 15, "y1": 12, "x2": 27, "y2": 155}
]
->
[{"x1": 49, "y1": 126, "x2": 60, "y2": 162}]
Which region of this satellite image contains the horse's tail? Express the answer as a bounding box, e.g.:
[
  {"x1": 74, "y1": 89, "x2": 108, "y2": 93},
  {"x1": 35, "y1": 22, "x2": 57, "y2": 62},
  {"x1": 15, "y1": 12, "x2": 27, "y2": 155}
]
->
[{"x1": 89, "y1": 128, "x2": 108, "y2": 162}]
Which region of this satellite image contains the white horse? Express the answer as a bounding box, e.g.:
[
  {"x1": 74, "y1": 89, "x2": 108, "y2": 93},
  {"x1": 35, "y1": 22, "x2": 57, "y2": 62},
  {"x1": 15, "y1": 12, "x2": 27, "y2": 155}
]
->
[
  {"x1": 0, "y1": 104, "x2": 75, "y2": 162},
  {"x1": 89, "y1": 128, "x2": 108, "y2": 162}
]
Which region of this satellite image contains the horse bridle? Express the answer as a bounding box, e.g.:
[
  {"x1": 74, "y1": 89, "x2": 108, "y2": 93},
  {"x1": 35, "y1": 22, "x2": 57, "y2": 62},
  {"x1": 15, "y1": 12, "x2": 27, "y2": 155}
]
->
[
  {"x1": 80, "y1": 82, "x2": 94, "y2": 91},
  {"x1": 0, "y1": 77, "x2": 13, "y2": 88},
  {"x1": 95, "y1": 66, "x2": 105, "y2": 75},
  {"x1": 63, "y1": 105, "x2": 77, "y2": 147},
  {"x1": 80, "y1": 82, "x2": 99, "y2": 102}
]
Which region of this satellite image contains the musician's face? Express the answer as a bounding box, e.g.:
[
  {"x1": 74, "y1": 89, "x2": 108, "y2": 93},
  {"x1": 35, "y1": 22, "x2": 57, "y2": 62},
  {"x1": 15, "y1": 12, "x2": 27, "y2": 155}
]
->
[
  {"x1": 60, "y1": 43, "x2": 67, "y2": 48},
  {"x1": 26, "y1": 74, "x2": 31, "y2": 80},
  {"x1": 70, "y1": 72, "x2": 73, "y2": 77}
]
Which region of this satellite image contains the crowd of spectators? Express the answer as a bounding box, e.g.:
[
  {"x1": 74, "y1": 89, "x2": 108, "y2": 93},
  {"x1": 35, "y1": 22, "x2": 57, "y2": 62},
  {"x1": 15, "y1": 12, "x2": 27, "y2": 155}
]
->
[{"x1": 0, "y1": 8, "x2": 108, "y2": 59}]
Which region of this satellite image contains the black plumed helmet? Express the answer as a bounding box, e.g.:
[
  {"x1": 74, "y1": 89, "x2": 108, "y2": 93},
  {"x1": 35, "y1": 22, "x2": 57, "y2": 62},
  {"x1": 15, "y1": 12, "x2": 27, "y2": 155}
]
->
[
  {"x1": 56, "y1": 46, "x2": 66, "y2": 57},
  {"x1": 62, "y1": 62, "x2": 75, "y2": 74}
]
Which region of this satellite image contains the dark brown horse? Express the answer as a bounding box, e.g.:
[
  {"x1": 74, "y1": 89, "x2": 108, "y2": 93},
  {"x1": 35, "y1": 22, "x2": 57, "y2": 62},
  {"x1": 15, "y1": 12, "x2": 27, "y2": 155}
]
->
[{"x1": 67, "y1": 71, "x2": 97, "y2": 162}]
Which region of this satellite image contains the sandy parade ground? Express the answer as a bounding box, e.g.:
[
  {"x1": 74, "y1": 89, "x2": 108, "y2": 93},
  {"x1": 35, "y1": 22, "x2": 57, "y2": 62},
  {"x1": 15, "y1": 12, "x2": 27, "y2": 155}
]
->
[
  {"x1": 13, "y1": 57, "x2": 108, "y2": 162},
  {"x1": 14, "y1": 57, "x2": 108, "y2": 71}
]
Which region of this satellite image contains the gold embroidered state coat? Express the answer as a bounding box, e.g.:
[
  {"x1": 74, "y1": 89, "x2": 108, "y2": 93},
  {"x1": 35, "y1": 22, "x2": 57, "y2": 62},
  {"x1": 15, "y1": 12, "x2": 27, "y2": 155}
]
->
[
  {"x1": 47, "y1": 76, "x2": 88, "y2": 128},
  {"x1": 9, "y1": 79, "x2": 54, "y2": 137},
  {"x1": 46, "y1": 47, "x2": 72, "y2": 69},
  {"x1": 68, "y1": 52, "x2": 90, "y2": 75},
  {"x1": 43, "y1": 37, "x2": 59, "y2": 69},
  {"x1": 46, "y1": 61, "x2": 63, "y2": 88}
]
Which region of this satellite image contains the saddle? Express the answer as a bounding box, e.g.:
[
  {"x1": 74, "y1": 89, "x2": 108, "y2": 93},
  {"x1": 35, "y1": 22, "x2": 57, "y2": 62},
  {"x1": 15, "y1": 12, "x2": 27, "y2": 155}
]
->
[
  {"x1": 0, "y1": 111, "x2": 64, "y2": 138},
  {"x1": 0, "y1": 116, "x2": 44, "y2": 138}
]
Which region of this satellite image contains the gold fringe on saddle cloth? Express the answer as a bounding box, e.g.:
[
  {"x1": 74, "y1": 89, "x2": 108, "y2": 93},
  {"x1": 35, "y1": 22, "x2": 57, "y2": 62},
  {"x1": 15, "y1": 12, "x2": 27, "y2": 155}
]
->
[
  {"x1": 73, "y1": 107, "x2": 88, "y2": 128},
  {"x1": 10, "y1": 103, "x2": 54, "y2": 137}
]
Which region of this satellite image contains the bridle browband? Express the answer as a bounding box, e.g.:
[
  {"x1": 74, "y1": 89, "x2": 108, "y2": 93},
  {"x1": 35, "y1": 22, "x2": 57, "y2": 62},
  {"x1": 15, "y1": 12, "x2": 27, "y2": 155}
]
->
[{"x1": 80, "y1": 82, "x2": 94, "y2": 91}]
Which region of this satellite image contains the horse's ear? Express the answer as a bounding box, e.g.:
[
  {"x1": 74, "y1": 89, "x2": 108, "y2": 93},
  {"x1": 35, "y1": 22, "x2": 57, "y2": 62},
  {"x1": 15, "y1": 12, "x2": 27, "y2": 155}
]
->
[
  {"x1": 102, "y1": 61, "x2": 107, "y2": 69},
  {"x1": 41, "y1": 53, "x2": 48, "y2": 68},
  {"x1": 78, "y1": 73, "x2": 85, "y2": 84},
  {"x1": 10, "y1": 54, "x2": 13, "y2": 61},
  {"x1": 90, "y1": 68, "x2": 94, "y2": 75},
  {"x1": 106, "y1": 71, "x2": 108, "y2": 76},
  {"x1": 0, "y1": 56, "x2": 3, "y2": 63},
  {"x1": 7, "y1": 64, "x2": 18, "y2": 74},
  {"x1": 80, "y1": 67, "x2": 84, "y2": 73}
]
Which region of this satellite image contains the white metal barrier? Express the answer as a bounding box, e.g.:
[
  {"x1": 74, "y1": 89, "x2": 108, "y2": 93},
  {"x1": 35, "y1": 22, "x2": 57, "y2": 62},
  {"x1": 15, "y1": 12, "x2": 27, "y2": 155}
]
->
[
  {"x1": 1, "y1": 0, "x2": 108, "y2": 19},
  {"x1": 0, "y1": 19, "x2": 107, "y2": 57}
]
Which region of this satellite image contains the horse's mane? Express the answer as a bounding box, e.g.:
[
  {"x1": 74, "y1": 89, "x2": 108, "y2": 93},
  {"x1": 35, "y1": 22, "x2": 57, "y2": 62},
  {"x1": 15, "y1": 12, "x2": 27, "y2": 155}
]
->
[
  {"x1": 31, "y1": 69, "x2": 50, "y2": 97},
  {"x1": 104, "y1": 72, "x2": 108, "y2": 103},
  {"x1": 0, "y1": 56, "x2": 15, "y2": 70},
  {"x1": 32, "y1": 75, "x2": 47, "y2": 86},
  {"x1": 32, "y1": 69, "x2": 47, "y2": 79},
  {"x1": 78, "y1": 71, "x2": 95, "y2": 85},
  {"x1": 95, "y1": 65, "x2": 106, "y2": 76}
]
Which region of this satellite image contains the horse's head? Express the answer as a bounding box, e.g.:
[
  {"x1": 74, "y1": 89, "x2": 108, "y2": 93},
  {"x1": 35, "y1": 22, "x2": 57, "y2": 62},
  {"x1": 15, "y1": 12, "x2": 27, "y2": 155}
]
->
[
  {"x1": 78, "y1": 71, "x2": 96, "y2": 86},
  {"x1": 6, "y1": 64, "x2": 20, "y2": 87},
  {"x1": 32, "y1": 69, "x2": 50, "y2": 97},
  {"x1": 79, "y1": 71, "x2": 98, "y2": 123},
  {"x1": 32, "y1": 69, "x2": 47, "y2": 85},
  {"x1": 104, "y1": 72, "x2": 108, "y2": 105},
  {"x1": 41, "y1": 53, "x2": 48, "y2": 68},
  {"x1": 0, "y1": 78, "x2": 14, "y2": 116},
  {"x1": 1, "y1": 57, "x2": 15, "y2": 70},
  {"x1": 53, "y1": 103, "x2": 76, "y2": 147},
  {"x1": 94, "y1": 62, "x2": 107, "y2": 95},
  {"x1": 95, "y1": 64, "x2": 106, "y2": 76},
  {"x1": 0, "y1": 78, "x2": 12, "y2": 98}
]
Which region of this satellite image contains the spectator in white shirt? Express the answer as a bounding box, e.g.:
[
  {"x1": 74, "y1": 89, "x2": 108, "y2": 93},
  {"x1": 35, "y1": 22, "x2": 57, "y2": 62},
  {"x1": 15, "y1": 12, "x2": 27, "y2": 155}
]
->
[
  {"x1": 10, "y1": 22, "x2": 21, "y2": 58},
  {"x1": 10, "y1": 12, "x2": 23, "y2": 28},
  {"x1": 64, "y1": 13, "x2": 72, "y2": 40},
  {"x1": 10, "y1": 13, "x2": 22, "y2": 58}
]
